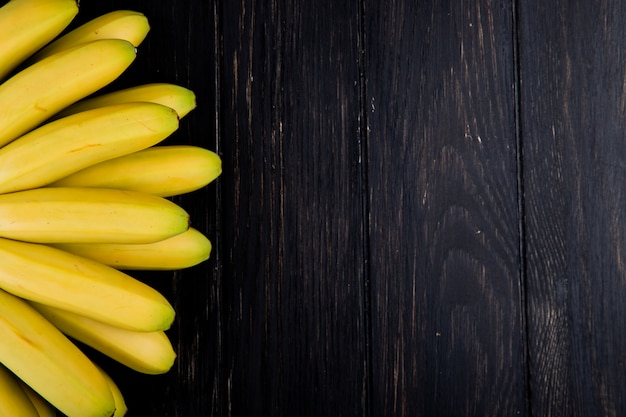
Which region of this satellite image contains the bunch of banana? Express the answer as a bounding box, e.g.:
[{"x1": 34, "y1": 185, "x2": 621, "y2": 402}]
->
[{"x1": 0, "y1": 0, "x2": 221, "y2": 416}]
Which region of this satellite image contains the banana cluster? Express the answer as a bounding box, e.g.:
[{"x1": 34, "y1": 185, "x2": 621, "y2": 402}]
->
[{"x1": 0, "y1": 1, "x2": 222, "y2": 416}]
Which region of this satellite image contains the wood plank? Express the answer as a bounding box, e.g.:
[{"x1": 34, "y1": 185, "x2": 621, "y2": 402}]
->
[
  {"x1": 67, "y1": 2, "x2": 221, "y2": 415},
  {"x1": 519, "y1": 0, "x2": 626, "y2": 415},
  {"x1": 218, "y1": 1, "x2": 368, "y2": 415},
  {"x1": 364, "y1": 1, "x2": 526, "y2": 415}
]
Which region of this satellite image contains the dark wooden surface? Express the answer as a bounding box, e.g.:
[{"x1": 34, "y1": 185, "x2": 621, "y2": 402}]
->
[{"x1": 71, "y1": 1, "x2": 625, "y2": 416}]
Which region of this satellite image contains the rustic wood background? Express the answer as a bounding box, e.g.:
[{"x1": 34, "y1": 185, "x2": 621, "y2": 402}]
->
[{"x1": 74, "y1": 0, "x2": 626, "y2": 416}]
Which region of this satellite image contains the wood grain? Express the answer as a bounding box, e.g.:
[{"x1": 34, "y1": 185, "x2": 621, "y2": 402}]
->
[
  {"x1": 365, "y1": 1, "x2": 525, "y2": 415},
  {"x1": 519, "y1": 0, "x2": 626, "y2": 415},
  {"x1": 218, "y1": 1, "x2": 367, "y2": 416}
]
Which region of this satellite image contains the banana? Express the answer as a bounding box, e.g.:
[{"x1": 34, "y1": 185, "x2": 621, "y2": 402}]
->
[
  {"x1": 53, "y1": 227, "x2": 212, "y2": 271},
  {"x1": 0, "y1": 237, "x2": 175, "y2": 331},
  {"x1": 0, "y1": 38, "x2": 136, "y2": 148},
  {"x1": 0, "y1": 102, "x2": 179, "y2": 194},
  {"x1": 51, "y1": 145, "x2": 222, "y2": 197},
  {"x1": 31, "y1": 9, "x2": 150, "y2": 62},
  {"x1": 56, "y1": 82, "x2": 197, "y2": 119},
  {"x1": 18, "y1": 382, "x2": 57, "y2": 417},
  {"x1": 97, "y1": 366, "x2": 127, "y2": 417},
  {"x1": 0, "y1": 363, "x2": 40, "y2": 417},
  {"x1": 0, "y1": 288, "x2": 115, "y2": 417},
  {"x1": 32, "y1": 302, "x2": 176, "y2": 375},
  {"x1": 0, "y1": 0, "x2": 78, "y2": 80},
  {"x1": 0, "y1": 187, "x2": 189, "y2": 244}
]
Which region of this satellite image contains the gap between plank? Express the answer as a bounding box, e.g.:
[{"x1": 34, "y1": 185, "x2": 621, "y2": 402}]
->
[
  {"x1": 511, "y1": 0, "x2": 532, "y2": 415},
  {"x1": 357, "y1": 0, "x2": 373, "y2": 416}
]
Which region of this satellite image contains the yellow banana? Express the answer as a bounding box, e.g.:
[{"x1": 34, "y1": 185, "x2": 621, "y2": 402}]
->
[
  {"x1": 0, "y1": 38, "x2": 136, "y2": 148},
  {"x1": 0, "y1": 187, "x2": 189, "y2": 244},
  {"x1": 95, "y1": 366, "x2": 127, "y2": 417},
  {"x1": 51, "y1": 145, "x2": 222, "y2": 197},
  {"x1": 32, "y1": 9, "x2": 150, "y2": 61},
  {"x1": 53, "y1": 227, "x2": 212, "y2": 270},
  {"x1": 56, "y1": 82, "x2": 197, "y2": 119},
  {"x1": 0, "y1": 288, "x2": 115, "y2": 417},
  {"x1": 0, "y1": 0, "x2": 78, "y2": 80},
  {"x1": 18, "y1": 382, "x2": 57, "y2": 417},
  {"x1": 0, "y1": 363, "x2": 40, "y2": 417},
  {"x1": 0, "y1": 102, "x2": 179, "y2": 194},
  {"x1": 0, "y1": 237, "x2": 175, "y2": 331},
  {"x1": 32, "y1": 302, "x2": 176, "y2": 375}
]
